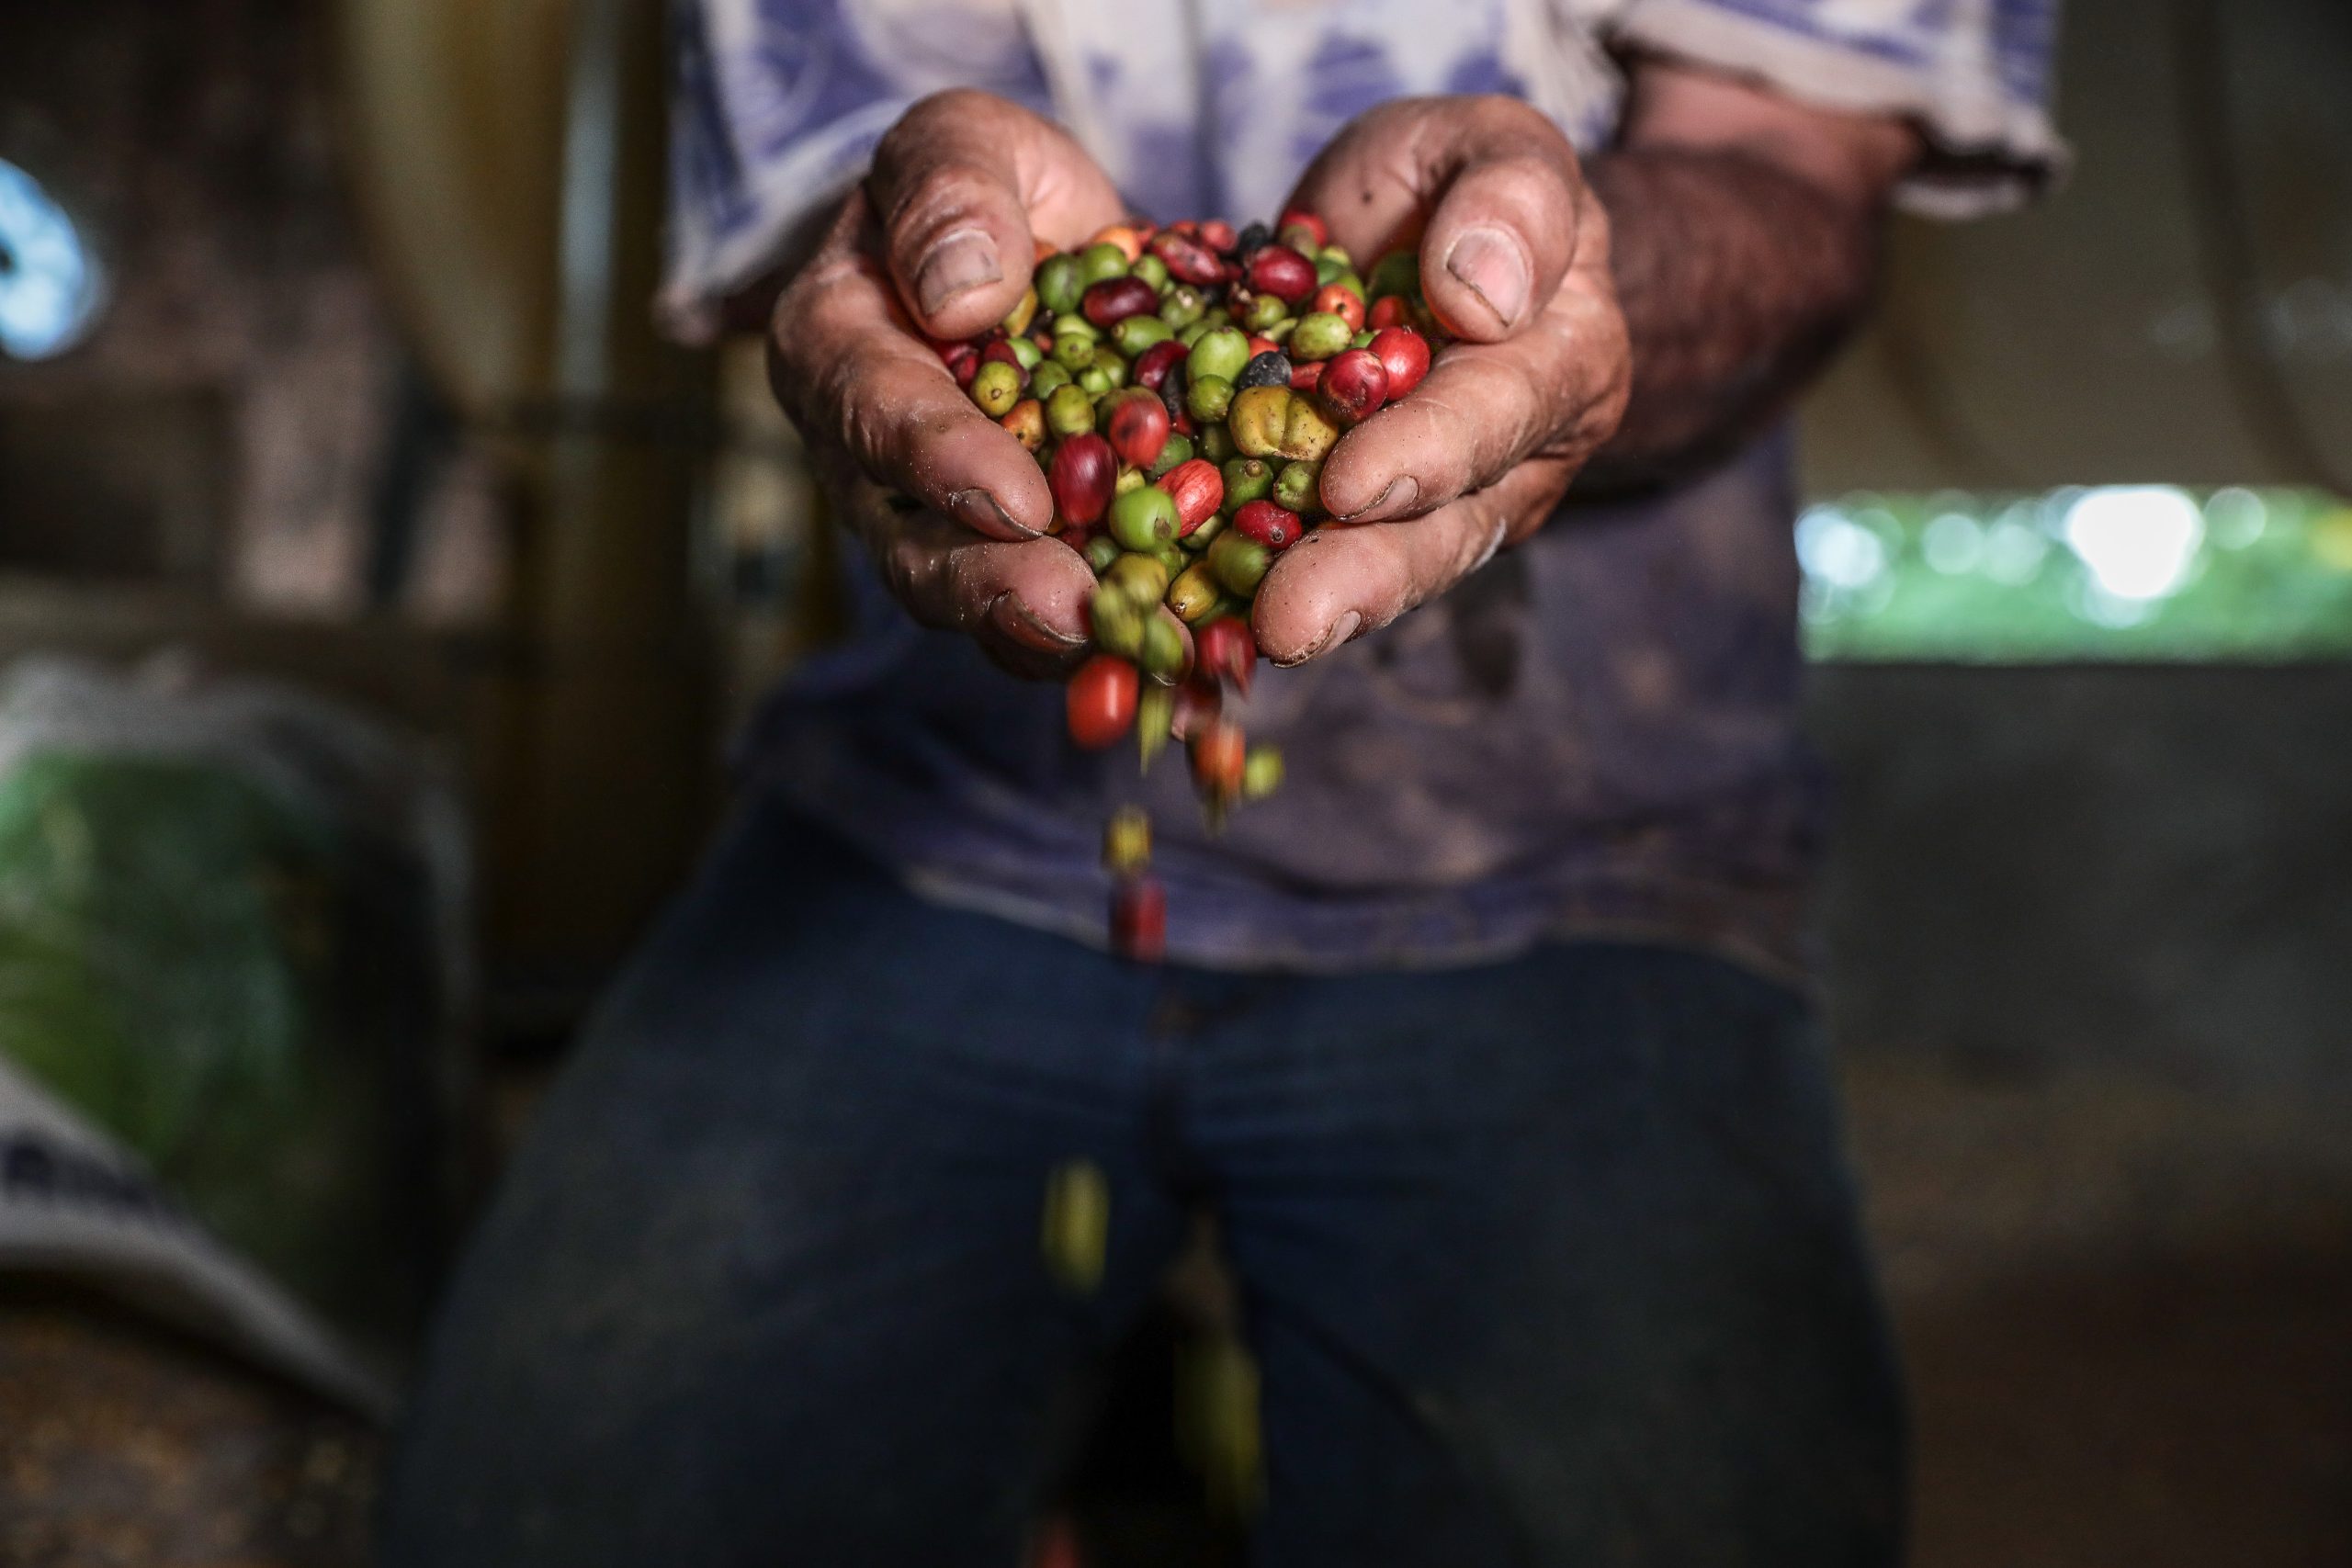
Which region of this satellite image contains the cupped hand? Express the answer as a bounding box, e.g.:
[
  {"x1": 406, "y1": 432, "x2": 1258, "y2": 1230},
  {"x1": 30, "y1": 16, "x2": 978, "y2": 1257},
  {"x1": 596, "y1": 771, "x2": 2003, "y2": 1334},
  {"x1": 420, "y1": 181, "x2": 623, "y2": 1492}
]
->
[
  {"x1": 1252, "y1": 96, "x2": 1633, "y2": 666},
  {"x1": 767, "y1": 90, "x2": 1125, "y2": 675}
]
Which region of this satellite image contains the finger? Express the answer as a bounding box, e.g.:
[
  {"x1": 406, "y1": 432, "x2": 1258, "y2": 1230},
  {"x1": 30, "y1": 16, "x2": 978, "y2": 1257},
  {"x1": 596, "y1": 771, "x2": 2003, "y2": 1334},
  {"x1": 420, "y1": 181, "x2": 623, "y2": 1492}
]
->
[
  {"x1": 1316, "y1": 269, "x2": 1626, "y2": 524},
  {"x1": 1251, "y1": 457, "x2": 1572, "y2": 667},
  {"x1": 1283, "y1": 97, "x2": 1583, "y2": 340},
  {"x1": 837, "y1": 479, "x2": 1097, "y2": 674},
  {"x1": 867, "y1": 89, "x2": 1125, "y2": 340},
  {"x1": 773, "y1": 194, "x2": 1055, "y2": 537}
]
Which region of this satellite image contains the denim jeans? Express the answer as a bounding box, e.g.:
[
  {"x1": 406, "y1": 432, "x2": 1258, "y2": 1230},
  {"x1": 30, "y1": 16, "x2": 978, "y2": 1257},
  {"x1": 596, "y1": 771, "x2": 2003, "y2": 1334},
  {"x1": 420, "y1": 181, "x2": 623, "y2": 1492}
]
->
[{"x1": 383, "y1": 799, "x2": 1904, "y2": 1567}]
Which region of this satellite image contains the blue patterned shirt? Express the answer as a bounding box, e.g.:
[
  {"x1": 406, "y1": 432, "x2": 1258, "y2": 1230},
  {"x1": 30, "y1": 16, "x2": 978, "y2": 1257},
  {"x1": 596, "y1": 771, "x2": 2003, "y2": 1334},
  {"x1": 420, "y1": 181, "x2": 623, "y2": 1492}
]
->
[{"x1": 668, "y1": 0, "x2": 2063, "y2": 978}]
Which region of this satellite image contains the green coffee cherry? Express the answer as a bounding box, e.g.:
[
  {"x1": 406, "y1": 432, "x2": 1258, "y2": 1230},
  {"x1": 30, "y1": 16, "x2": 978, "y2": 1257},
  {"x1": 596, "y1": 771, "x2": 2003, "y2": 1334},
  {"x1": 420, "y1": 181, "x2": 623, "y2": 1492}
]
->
[
  {"x1": 1008, "y1": 336, "x2": 1043, "y2": 371},
  {"x1": 1138, "y1": 614, "x2": 1186, "y2": 680},
  {"x1": 1046, "y1": 383, "x2": 1096, "y2": 437},
  {"x1": 971, "y1": 360, "x2": 1023, "y2": 417},
  {"x1": 1188, "y1": 327, "x2": 1250, "y2": 387},
  {"x1": 1053, "y1": 332, "x2": 1096, "y2": 370},
  {"x1": 1084, "y1": 535, "x2": 1123, "y2": 573},
  {"x1": 1105, "y1": 550, "x2": 1170, "y2": 606},
  {"x1": 1290, "y1": 311, "x2": 1351, "y2": 362},
  {"x1": 1090, "y1": 586, "x2": 1146, "y2": 658},
  {"x1": 1079, "y1": 365, "x2": 1114, "y2": 397},
  {"x1": 1351, "y1": 330, "x2": 1376, "y2": 351},
  {"x1": 1113, "y1": 314, "x2": 1174, "y2": 357},
  {"x1": 1198, "y1": 423, "x2": 1237, "y2": 463},
  {"x1": 1272, "y1": 459, "x2": 1321, "y2": 515},
  {"x1": 1108, "y1": 484, "x2": 1179, "y2": 551},
  {"x1": 1187, "y1": 373, "x2": 1234, "y2": 423},
  {"x1": 1132, "y1": 254, "x2": 1170, "y2": 291},
  {"x1": 1208, "y1": 532, "x2": 1272, "y2": 596},
  {"x1": 1148, "y1": 432, "x2": 1194, "y2": 479},
  {"x1": 1035, "y1": 254, "x2": 1083, "y2": 316},
  {"x1": 1159, "y1": 285, "x2": 1206, "y2": 331},
  {"x1": 1029, "y1": 359, "x2": 1072, "y2": 399},
  {"x1": 1240, "y1": 293, "x2": 1287, "y2": 333},
  {"x1": 1183, "y1": 513, "x2": 1227, "y2": 551},
  {"x1": 1041, "y1": 1159, "x2": 1110, "y2": 1296},
  {"x1": 1078, "y1": 242, "x2": 1130, "y2": 286},
  {"x1": 1221, "y1": 457, "x2": 1274, "y2": 510}
]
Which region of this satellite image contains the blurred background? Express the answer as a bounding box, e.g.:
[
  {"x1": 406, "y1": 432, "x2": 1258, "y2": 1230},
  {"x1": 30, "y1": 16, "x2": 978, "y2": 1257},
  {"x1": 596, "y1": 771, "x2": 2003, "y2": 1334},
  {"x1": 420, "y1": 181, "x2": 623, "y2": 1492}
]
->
[{"x1": 2, "y1": 1, "x2": 2348, "y2": 1563}]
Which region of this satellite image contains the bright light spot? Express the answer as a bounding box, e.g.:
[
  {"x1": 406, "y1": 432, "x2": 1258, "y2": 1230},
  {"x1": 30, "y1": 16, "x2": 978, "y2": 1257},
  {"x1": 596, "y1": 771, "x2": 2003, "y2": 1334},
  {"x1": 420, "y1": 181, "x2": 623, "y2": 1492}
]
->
[
  {"x1": 0, "y1": 158, "x2": 104, "y2": 360},
  {"x1": 1922, "y1": 512, "x2": 1985, "y2": 574},
  {"x1": 1795, "y1": 506, "x2": 1888, "y2": 592},
  {"x1": 1984, "y1": 513, "x2": 2049, "y2": 585},
  {"x1": 2061, "y1": 486, "x2": 2204, "y2": 600},
  {"x1": 2204, "y1": 487, "x2": 2267, "y2": 549}
]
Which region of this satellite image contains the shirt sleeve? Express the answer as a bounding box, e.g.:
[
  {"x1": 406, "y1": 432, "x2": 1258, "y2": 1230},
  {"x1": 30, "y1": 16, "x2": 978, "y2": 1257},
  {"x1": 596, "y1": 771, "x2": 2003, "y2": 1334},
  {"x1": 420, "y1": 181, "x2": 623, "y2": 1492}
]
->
[
  {"x1": 1594, "y1": 0, "x2": 2068, "y2": 218},
  {"x1": 662, "y1": 0, "x2": 1056, "y2": 340}
]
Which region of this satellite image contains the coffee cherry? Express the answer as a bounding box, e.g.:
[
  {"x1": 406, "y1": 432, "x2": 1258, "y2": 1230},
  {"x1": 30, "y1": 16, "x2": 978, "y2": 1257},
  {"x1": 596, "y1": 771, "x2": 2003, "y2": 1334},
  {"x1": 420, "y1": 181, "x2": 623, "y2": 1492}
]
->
[
  {"x1": 1367, "y1": 325, "x2": 1432, "y2": 399},
  {"x1": 1207, "y1": 532, "x2": 1272, "y2": 596},
  {"x1": 1246, "y1": 244, "x2": 1317, "y2": 305},
  {"x1": 1103, "y1": 551, "x2": 1170, "y2": 609},
  {"x1": 1077, "y1": 241, "x2": 1130, "y2": 285},
  {"x1": 1083, "y1": 535, "x2": 1123, "y2": 574},
  {"x1": 1227, "y1": 386, "x2": 1340, "y2": 462},
  {"x1": 1138, "y1": 613, "x2": 1187, "y2": 681},
  {"x1": 1317, "y1": 348, "x2": 1390, "y2": 426},
  {"x1": 1049, "y1": 433, "x2": 1118, "y2": 525},
  {"x1": 1035, "y1": 254, "x2": 1083, "y2": 316},
  {"x1": 1108, "y1": 483, "x2": 1179, "y2": 551},
  {"x1": 1067, "y1": 654, "x2": 1139, "y2": 749},
  {"x1": 1186, "y1": 373, "x2": 1233, "y2": 424},
  {"x1": 1102, "y1": 806, "x2": 1152, "y2": 874},
  {"x1": 1287, "y1": 311, "x2": 1351, "y2": 362},
  {"x1": 1193, "y1": 616, "x2": 1256, "y2": 695},
  {"x1": 1190, "y1": 718, "x2": 1248, "y2": 800},
  {"x1": 1232, "y1": 499, "x2": 1303, "y2": 549},
  {"x1": 1187, "y1": 327, "x2": 1251, "y2": 387},
  {"x1": 1104, "y1": 388, "x2": 1171, "y2": 470},
  {"x1": 1089, "y1": 585, "x2": 1147, "y2": 659},
  {"x1": 1148, "y1": 228, "x2": 1226, "y2": 286},
  {"x1": 1242, "y1": 744, "x2": 1284, "y2": 800},
  {"x1": 971, "y1": 359, "x2": 1023, "y2": 417},
  {"x1": 1166, "y1": 560, "x2": 1224, "y2": 624},
  {"x1": 1236, "y1": 350, "x2": 1293, "y2": 390},
  {"x1": 1001, "y1": 398, "x2": 1046, "y2": 451},
  {"x1": 1311, "y1": 284, "x2": 1366, "y2": 331},
  {"x1": 1277, "y1": 209, "x2": 1329, "y2": 248},
  {"x1": 1157, "y1": 457, "x2": 1225, "y2": 534},
  {"x1": 1366, "y1": 294, "x2": 1409, "y2": 332},
  {"x1": 1220, "y1": 457, "x2": 1273, "y2": 510},
  {"x1": 1045, "y1": 383, "x2": 1096, "y2": 438},
  {"x1": 1083, "y1": 276, "x2": 1159, "y2": 328},
  {"x1": 1147, "y1": 432, "x2": 1194, "y2": 479},
  {"x1": 1366, "y1": 249, "x2": 1419, "y2": 302},
  {"x1": 1289, "y1": 359, "x2": 1324, "y2": 394},
  {"x1": 1272, "y1": 459, "x2": 1321, "y2": 516},
  {"x1": 1132, "y1": 338, "x2": 1188, "y2": 391},
  {"x1": 1109, "y1": 876, "x2": 1166, "y2": 962}
]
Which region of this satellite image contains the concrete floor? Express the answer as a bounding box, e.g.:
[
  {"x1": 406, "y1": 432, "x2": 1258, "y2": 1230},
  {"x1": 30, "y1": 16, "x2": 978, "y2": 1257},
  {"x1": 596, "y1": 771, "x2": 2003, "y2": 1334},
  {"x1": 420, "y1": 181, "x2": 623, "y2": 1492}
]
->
[{"x1": 6, "y1": 1052, "x2": 2348, "y2": 1566}]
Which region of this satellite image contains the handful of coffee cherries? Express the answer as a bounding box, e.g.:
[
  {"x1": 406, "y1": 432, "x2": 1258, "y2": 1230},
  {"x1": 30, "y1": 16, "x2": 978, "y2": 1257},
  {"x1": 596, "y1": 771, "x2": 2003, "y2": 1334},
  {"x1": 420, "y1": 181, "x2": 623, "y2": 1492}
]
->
[{"x1": 932, "y1": 210, "x2": 1441, "y2": 957}]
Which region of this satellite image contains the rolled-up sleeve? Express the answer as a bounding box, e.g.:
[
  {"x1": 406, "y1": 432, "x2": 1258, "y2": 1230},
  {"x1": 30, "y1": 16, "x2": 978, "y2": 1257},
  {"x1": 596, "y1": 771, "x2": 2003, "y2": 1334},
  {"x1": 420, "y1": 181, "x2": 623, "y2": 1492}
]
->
[
  {"x1": 662, "y1": 0, "x2": 1055, "y2": 338},
  {"x1": 1598, "y1": 0, "x2": 2068, "y2": 217}
]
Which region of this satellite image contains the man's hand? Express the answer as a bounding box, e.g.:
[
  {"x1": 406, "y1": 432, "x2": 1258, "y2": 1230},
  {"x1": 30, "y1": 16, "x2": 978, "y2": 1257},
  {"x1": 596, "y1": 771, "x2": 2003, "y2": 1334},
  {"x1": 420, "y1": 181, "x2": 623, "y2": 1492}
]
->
[
  {"x1": 767, "y1": 91, "x2": 1125, "y2": 676},
  {"x1": 1254, "y1": 96, "x2": 1633, "y2": 667}
]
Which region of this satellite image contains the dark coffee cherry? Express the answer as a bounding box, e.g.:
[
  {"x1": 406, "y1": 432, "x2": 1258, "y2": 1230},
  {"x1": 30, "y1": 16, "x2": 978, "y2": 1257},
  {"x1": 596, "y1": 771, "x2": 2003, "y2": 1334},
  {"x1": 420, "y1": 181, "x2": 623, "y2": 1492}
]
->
[{"x1": 1236, "y1": 350, "x2": 1293, "y2": 391}]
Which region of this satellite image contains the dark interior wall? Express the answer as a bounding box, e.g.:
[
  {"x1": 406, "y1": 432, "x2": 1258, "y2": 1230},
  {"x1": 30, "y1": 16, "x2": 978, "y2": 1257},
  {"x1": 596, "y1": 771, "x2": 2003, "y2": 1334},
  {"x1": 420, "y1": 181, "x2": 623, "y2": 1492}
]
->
[
  {"x1": 0, "y1": 0, "x2": 396, "y2": 604},
  {"x1": 1809, "y1": 664, "x2": 2352, "y2": 1094}
]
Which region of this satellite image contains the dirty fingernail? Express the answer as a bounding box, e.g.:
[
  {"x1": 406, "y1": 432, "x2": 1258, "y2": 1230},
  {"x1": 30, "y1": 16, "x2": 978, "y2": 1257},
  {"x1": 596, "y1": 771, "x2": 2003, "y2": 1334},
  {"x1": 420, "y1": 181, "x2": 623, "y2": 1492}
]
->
[
  {"x1": 1342, "y1": 476, "x2": 1419, "y2": 524},
  {"x1": 917, "y1": 230, "x2": 1001, "y2": 317},
  {"x1": 989, "y1": 592, "x2": 1086, "y2": 652},
  {"x1": 949, "y1": 488, "x2": 1037, "y2": 539},
  {"x1": 1444, "y1": 226, "x2": 1530, "y2": 331},
  {"x1": 1274, "y1": 609, "x2": 1363, "y2": 667}
]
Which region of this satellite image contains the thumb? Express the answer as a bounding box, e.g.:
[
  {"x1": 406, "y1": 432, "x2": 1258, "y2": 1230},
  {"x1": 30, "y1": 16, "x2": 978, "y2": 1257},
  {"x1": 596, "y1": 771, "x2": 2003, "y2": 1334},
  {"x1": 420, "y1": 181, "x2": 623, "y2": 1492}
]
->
[
  {"x1": 866, "y1": 89, "x2": 1112, "y2": 341},
  {"x1": 1411, "y1": 100, "x2": 1585, "y2": 343}
]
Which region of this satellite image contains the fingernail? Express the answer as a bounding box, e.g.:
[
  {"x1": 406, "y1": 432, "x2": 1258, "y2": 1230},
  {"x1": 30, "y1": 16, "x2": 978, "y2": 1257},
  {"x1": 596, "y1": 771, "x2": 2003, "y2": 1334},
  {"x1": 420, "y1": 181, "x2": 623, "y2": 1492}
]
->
[
  {"x1": 1273, "y1": 609, "x2": 1363, "y2": 668},
  {"x1": 1444, "y1": 226, "x2": 1530, "y2": 331},
  {"x1": 989, "y1": 592, "x2": 1086, "y2": 652},
  {"x1": 1340, "y1": 476, "x2": 1418, "y2": 525},
  {"x1": 948, "y1": 488, "x2": 1038, "y2": 539},
  {"x1": 917, "y1": 229, "x2": 1001, "y2": 317}
]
